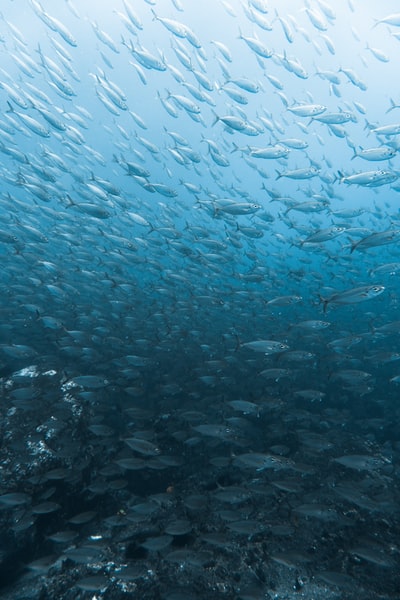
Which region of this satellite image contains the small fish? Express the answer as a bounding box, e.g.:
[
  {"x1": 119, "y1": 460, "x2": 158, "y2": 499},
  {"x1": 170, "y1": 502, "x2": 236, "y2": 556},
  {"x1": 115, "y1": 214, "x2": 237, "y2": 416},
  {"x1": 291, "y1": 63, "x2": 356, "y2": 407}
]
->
[
  {"x1": 300, "y1": 225, "x2": 346, "y2": 245},
  {"x1": 370, "y1": 262, "x2": 400, "y2": 276},
  {"x1": 238, "y1": 30, "x2": 273, "y2": 59},
  {"x1": 249, "y1": 144, "x2": 290, "y2": 159},
  {"x1": 294, "y1": 320, "x2": 331, "y2": 330},
  {"x1": 70, "y1": 375, "x2": 110, "y2": 388},
  {"x1": 214, "y1": 200, "x2": 262, "y2": 215},
  {"x1": 233, "y1": 452, "x2": 292, "y2": 471},
  {"x1": 212, "y1": 114, "x2": 248, "y2": 131},
  {"x1": 241, "y1": 339, "x2": 289, "y2": 354},
  {"x1": 371, "y1": 122, "x2": 400, "y2": 135},
  {"x1": 276, "y1": 166, "x2": 320, "y2": 180},
  {"x1": 286, "y1": 201, "x2": 329, "y2": 215},
  {"x1": 228, "y1": 400, "x2": 259, "y2": 414},
  {"x1": 350, "y1": 229, "x2": 400, "y2": 253},
  {"x1": 366, "y1": 43, "x2": 389, "y2": 62},
  {"x1": 351, "y1": 146, "x2": 396, "y2": 161},
  {"x1": 339, "y1": 169, "x2": 398, "y2": 186},
  {"x1": 373, "y1": 12, "x2": 400, "y2": 27},
  {"x1": 266, "y1": 295, "x2": 302, "y2": 306},
  {"x1": 312, "y1": 111, "x2": 356, "y2": 124},
  {"x1": 287, "y1": 103, "x2": 327, "y2": 117},
  {"x1": 320, "y1": 285, "x2": 385, "y2": 312},
  {"x1": 227, "y1": 77, "x2": 260, "y2": 93},
  {"x1": 6, "y1": 102, "x2": 50, "y2": 137},
  {"x1": 124, "y1": 437, "x2": 160, "y2": 456}
]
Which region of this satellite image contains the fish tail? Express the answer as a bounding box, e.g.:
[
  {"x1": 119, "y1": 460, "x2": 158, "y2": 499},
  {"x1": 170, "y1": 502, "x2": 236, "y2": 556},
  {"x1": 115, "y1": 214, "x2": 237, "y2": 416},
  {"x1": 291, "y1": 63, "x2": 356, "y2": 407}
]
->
[
  {"x1": 368, "y1": 319, "x2": 376, "y2": 335},
  {"x1": 318, "y1": 295, "x2": 329, "y2": 313},
  {"x1": 212, "y1": 204, "x2": 221, "y2": 218},
  {"x1": 275, "y1": 170, "x2": 282, "y2": 180},
  {"x1": 363, "y1": 118, "x2": 374, "y2": 135},
  {"x1": 64, "y1": 194, "x2": 75, "y2": 208},
  {"x1": 234, "y1": 335, "x2": 241, "y2": 352},
  {"x1": 211, "y1": 110, "x2": 219, "y2": 127},
  {"x1": 6, "y1": 101, "x2": 14, "y2": 113},
  {"x1": 350, "y1": 148, "x2": 359, "y2": 160},
  {"x1": 386, "y1": 98, "x2": 399, "y2": 114},
  {"x1": 336, "y1": 170, "x2": 344, "y2": 183}
]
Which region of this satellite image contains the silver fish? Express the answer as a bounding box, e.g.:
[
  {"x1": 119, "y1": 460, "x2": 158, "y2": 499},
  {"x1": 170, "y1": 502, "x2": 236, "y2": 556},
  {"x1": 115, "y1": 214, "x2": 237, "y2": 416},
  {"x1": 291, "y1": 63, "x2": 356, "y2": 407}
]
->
[
  {"x1": 320, "y1": 285, "x2": 385, "y2": 312},
  {"x1": 241, "y1": 339, "x2": 289, "y2": 354}
]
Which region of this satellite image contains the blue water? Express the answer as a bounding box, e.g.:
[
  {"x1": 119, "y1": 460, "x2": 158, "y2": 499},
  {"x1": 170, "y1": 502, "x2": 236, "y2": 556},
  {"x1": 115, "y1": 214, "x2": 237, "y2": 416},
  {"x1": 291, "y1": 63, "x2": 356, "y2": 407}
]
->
[{"x1": 0, "y1": 1, "x2": 399, "y2": 598}]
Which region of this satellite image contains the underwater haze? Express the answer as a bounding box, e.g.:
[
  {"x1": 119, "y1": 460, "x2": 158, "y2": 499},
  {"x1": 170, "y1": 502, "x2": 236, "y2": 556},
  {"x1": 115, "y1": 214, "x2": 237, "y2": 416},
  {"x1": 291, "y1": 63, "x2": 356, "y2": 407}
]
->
[{"x1": 0, "y1": 0, "x2": 400, "y2": 598}]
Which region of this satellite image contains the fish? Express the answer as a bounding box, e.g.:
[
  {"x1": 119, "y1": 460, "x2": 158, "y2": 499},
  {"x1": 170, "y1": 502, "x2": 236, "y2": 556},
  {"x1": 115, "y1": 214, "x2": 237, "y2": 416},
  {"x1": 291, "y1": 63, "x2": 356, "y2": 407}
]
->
[
  {"x1": 276, "y1": 166, "x2": 320, "y2": 180},
  {"x1": 287, "y1": 103, "x2": 327, "y2": 117},
  {"x1": 241, "y1": 340, "x2": 290, "y2": 354},
  {"x1": 350, "y1": 229, "x2": 400, "y2": 253},
  {"x1": 320, "y1": 285, "x2": 385, "y2": 311},
  {"x1": 373, "y1": 12, "x2": 400, "y2": 27},
  {"x1": 312, "y1": 111, "x2": 356, "y2": 124},
  {"x1": 233, "y1": 452, "x2": 293, "y2": 471},
  {"x1": 299, "y1": 225, "x2": 347, "y2": 245},
  {"x1": 351, "y1": 146, "x2": 396, "y2": 161},
  {"x1": 339, "y1": 169, "x2": 398, "y2": 186},
  {"x1": 6, "y1": 102, "x2": 50, "y2": 137},
  {"x1": 213, "y1": 200, "x2": 262, "y2": 215},
  {"x1": 238, "y1": 30, "x2": 273, "y2": 59},
  {"x1": 248, "y1": 144, "x2": 290, "y2": 159},
  {"x1": 370, "y1": 122, "x2": 400, "y2": 135}
]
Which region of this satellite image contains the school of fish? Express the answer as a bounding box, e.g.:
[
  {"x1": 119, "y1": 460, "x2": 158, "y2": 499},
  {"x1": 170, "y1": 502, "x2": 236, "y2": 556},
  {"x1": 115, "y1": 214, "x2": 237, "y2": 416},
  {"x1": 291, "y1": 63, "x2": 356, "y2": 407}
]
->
[{"x1": 0, "y1": 0, "x2": 400, "y2": 598}]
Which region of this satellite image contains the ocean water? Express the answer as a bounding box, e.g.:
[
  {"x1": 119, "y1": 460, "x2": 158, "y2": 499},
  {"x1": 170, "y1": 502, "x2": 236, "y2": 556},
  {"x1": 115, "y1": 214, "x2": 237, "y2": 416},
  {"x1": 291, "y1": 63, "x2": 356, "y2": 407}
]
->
[{"x1": 0, "y1": 1, "x2": 400, "y2": 598}]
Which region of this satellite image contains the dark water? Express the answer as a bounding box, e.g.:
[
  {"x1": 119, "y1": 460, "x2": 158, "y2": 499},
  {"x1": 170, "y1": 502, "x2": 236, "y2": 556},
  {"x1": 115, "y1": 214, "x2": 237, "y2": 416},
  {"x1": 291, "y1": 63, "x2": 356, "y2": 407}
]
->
[{"x1": 0, "y1": 1, "x2": 400, "y2": 598}]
